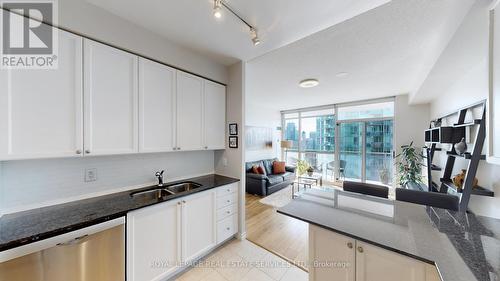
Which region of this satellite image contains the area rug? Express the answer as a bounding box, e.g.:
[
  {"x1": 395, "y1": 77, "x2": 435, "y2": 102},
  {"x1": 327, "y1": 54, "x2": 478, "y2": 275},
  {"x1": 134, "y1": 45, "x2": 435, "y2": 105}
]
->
[{"x1": 259, "y1": 186, "x2": 293, "y2": 208}]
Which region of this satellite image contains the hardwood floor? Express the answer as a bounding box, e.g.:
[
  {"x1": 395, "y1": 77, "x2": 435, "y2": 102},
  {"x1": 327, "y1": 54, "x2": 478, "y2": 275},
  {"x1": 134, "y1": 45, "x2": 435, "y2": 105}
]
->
[{"x1": 245, "y1": 192, "x2": 309, "y2": 270}]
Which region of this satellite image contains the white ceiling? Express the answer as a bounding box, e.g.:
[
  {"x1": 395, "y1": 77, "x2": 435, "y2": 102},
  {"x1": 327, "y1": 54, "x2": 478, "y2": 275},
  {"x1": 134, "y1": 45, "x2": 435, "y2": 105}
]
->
[
  {"x1": 246, "y1": 0, "x2": 475, "y2": 111},
  {"x1": 86, "y1": 0, "x2": 390, "y2": 65}
]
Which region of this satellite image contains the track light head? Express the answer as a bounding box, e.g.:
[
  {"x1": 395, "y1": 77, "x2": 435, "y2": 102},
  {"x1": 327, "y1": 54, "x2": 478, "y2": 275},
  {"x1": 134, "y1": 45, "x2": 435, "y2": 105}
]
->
[
  {"x1": 213, "y1": 0, "x2": 222, "y2": 18},
  {"x1": 250, "y1": 28, "x2": 260, "y2": 46}
]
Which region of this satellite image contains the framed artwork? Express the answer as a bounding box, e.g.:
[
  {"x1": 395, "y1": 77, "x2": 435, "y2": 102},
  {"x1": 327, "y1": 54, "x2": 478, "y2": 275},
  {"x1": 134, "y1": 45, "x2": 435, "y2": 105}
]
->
[
  {"x1": 245, "y1": 126, "x2": 273, "y2": 151},
  {"x1": 489, "y1": 3, "x2": 500, "y2": 165},
  {"x1": 229, "y1": 136, "x2": 238, "y2": 148},
  {"x1": 229, "y1": 123, "x2": 238, "y2": 135}
]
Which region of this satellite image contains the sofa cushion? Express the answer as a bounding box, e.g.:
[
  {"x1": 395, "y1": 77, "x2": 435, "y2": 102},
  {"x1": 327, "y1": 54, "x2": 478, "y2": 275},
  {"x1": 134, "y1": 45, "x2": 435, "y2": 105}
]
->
[
  {"x1": 266, "y1": 175, "x2": 284, "y2": 185},
  {"x1": 262, "y1": 159, "x2": 276, "y2": 175},
  {"x1": 246, "y1": 160, "x2": 264, "y2": 173},
  {"x1": 282, "y1": 172, "x2": 295, "y2": 182},
  {"x1": 273, "y1": 161, "x2": 286, "y2": 174}
]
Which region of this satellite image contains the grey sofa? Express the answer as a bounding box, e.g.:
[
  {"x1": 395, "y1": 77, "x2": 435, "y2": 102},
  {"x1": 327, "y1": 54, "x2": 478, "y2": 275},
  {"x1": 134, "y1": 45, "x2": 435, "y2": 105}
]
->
[{"x1": 246, "y1": 158, "x2": 296, "y2": 196}]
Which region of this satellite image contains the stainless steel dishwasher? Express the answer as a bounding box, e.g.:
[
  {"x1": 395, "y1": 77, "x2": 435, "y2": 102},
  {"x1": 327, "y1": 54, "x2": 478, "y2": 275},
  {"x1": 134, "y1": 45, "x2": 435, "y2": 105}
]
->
[{"x1": 0, "y1": 218, "x2": 125, "y2": 281}]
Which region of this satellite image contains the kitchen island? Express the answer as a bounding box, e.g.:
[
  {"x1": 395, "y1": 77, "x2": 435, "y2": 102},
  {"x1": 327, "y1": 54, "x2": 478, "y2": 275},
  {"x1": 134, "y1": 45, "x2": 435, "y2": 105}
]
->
[{"x1": 278, "y1": 189, "x2": 500, "y2": 281}]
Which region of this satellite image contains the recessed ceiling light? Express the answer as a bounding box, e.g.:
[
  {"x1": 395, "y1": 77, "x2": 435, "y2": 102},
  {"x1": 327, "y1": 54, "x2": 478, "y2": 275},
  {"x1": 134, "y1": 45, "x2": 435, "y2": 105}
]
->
[
  {"x1": 336, "y1": 72, "x2": 349, "y2": 77},
  {"x1": 299, "y1": 79, "x2": 319, "y2": 88}
]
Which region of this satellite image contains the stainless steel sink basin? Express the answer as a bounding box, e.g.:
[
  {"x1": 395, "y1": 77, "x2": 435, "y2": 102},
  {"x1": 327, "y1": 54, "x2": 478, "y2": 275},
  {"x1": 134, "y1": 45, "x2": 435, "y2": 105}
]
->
[
  {"x1": 130, "y1": 188, "x2": 175, "y2": 199},
  {"x1": 165, "y1": 182, "x2": 202, "y2": 193}
]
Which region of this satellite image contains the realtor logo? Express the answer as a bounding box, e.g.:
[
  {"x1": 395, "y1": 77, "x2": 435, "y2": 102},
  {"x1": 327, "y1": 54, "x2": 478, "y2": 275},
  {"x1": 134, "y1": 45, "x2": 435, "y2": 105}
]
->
[{"x1": 1, "y1": 1, "x2": 58, "y2": 69}]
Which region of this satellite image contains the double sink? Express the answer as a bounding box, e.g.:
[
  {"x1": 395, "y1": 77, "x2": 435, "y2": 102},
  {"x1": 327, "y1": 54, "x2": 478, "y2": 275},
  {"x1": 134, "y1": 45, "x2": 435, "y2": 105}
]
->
[{"x1": 130, "y1": 182, "x2": 203, "y2": 200}]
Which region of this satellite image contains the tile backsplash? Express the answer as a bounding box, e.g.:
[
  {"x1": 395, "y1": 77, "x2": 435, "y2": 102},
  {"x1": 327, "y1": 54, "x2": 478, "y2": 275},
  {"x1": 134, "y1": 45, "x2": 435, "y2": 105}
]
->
[{"x1": 0, "y1": 151, "x2": 214, "y2": 213}]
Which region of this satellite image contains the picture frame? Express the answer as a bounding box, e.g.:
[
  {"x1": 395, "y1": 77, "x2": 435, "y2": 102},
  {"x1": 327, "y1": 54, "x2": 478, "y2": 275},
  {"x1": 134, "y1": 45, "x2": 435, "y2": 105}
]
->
[
  {"x1": 229, "y1": 123, "x2": 238, "y2": 135},
  {"x1": 489, "y1": 3, "x2": 500, "y2": 165},
  {"x1": 229, "y1": 136, "x2": 238, "y2": 148}
]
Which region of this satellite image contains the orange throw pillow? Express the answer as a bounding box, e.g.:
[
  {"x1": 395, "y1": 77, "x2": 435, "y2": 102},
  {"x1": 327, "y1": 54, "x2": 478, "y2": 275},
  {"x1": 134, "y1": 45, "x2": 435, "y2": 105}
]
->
[
  {"x1": 273, "y1": 161, "x2": 286, "y2": 174},
  {"x1": 252, "y1": 165, "x2": 266, "y2": 175},
  {"x1": 252, "y1": 165, "x2": 259, "y2": 174},
  {"x1": 257, "y1": 166, "x2": 265, "y2": 175}
]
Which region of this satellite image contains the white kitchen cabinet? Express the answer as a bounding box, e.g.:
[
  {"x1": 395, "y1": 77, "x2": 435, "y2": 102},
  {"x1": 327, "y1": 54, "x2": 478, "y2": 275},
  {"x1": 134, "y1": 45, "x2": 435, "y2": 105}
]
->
[
  {"x1": 309, "y1": 225, "x2": 441, "y2": 281},
  {"x1": 127, "y1": 199, "x2": 181, "y2": 281},
  {"x1": 176, "y1": 71, "x2": 203, "y2": 151},
  {"x1": 138, "y1": 58, "x2": 176, "y2": 153},
  {"x1": 356, "y1": 241, "x2": 426, "y2": 281},
  {"x1": 84, "y1": 39, "x2": 138, "y2": 156},
  {"x1": 203, "y1": 80, "x2": 226, "y2": 150},
  {"x1": 0, "y1": 29, "x2": 83, "y2": 160},
  {"x1": 181, "y1": 190, "x2": 217, "y2": 263},
  {"x1": 309, "y1": 225, "x2": 355, "y2": 281}
]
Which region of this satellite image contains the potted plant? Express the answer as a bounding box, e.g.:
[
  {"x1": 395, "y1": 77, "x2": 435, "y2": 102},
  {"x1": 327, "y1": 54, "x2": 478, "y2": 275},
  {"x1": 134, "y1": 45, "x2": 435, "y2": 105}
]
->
[
  {"x1": 296, "y1": 160, "x2": 310, "y2": 176},
  {"x1": 378, "y1": 166, "x2": 390, "y2": 185},
  {"x1": 395, "y1": 141, "x2": 424, "y2": 188},
  {"x1": 307, "y1": 166, "x2": 314, "y2": 176}
]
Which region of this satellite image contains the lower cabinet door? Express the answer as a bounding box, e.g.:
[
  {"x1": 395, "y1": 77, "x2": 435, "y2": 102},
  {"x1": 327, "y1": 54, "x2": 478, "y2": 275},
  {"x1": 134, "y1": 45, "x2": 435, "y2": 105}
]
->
[
  {"x1": 309, "y1": 225, "x2": 355, "y2": 281},
  {"x1": 127, "y1": 200, "x2": 181, "y2": 281},
  {"x1": 355, "y1": 241, "x2": 426, "y2": 281},
  {"x1": 217, "y1": 213, "x2": 238, "y2": 244},
  {"x1": 182, "y1": 190, "x2": 216, "y2": 263}
]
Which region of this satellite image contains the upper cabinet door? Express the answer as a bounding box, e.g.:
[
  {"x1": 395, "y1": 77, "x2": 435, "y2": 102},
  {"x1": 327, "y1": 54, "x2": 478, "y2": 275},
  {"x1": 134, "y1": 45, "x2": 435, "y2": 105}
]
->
[
  {"x1": 84, "y1": 40, "x2": 138, "y2": 156},
  {"x1": 176, "y1": 71, "x2": 203, "y2": 151},
  {"x1": 138, "y1": 59, "x2": 176, "y2": 153},
  {"x1": 0, "y1": 29, "x2": 83, "y2": 160},
  {"x1": 203, "y1": 81, "x2": 226, "y2": 150}
]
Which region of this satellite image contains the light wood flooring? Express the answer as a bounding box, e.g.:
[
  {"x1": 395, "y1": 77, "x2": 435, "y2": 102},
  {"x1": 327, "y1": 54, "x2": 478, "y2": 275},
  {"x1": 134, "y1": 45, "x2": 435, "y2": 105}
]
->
[{"x1": 245, "y1": 192, "x2": 308, "y2": 270}]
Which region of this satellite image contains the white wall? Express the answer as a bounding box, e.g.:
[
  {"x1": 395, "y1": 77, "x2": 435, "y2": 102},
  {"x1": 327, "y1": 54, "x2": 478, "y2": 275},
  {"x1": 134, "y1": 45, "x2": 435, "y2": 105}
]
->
[
  {"x1": 395, "y1": 95, "x2": 430, "y2": 150},
  {"x1": 245, "y1": 103, "x2": 282, "y2": 162},
  {"x1": 420, "y1": 0, "x2": 500, "y2": 218},
  {"x1": 0, "y1": 151, "x2": 214, "y2": 213},
  {"x1": 37, "y1": 0, "x2": 228, "y2": 83},
  {"x1": 214, "y1": 61, "x2": 246, "y2": 238}
]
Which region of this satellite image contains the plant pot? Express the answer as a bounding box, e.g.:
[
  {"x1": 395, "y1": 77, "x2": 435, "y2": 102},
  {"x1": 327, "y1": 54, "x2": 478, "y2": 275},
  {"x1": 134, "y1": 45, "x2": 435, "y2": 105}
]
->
[{"x1": 307, "y1": 171, "x2": 313, "y2": 176}]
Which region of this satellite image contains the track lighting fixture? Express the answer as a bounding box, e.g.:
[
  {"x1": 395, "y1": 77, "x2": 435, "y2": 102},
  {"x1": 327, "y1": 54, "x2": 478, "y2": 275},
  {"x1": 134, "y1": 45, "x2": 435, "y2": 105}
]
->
[
  {"x1": 212, "y1": 0, "x2": 261, "y2": 46},
  {"x1": 250, "y1": 28, "x2": 260, "y2": 46},
  {"x1": 213, "y1": 0, "x2": 222, "y2": 19}
]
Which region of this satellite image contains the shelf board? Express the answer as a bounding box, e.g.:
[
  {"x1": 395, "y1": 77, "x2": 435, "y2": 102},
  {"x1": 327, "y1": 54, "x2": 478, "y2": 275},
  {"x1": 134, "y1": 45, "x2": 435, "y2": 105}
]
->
[
  {"x1": 446, "y1": 151, "x2": 486, "y2": 160},
  {"x1": 453, "y1": 119, "x2": 481, "y2": 127},
  {"x1": 430, "y1": 164, "x2": 442, "y2": 171},
  {"x1": 440, "y1": 179, "x2": 494, "y2": 197}
]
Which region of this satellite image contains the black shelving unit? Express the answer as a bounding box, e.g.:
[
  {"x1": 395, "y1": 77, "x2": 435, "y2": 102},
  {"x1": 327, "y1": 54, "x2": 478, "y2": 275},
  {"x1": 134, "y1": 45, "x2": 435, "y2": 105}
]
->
[{"x1": 424, "y1": 101, "x2": 494, "y2": 212}]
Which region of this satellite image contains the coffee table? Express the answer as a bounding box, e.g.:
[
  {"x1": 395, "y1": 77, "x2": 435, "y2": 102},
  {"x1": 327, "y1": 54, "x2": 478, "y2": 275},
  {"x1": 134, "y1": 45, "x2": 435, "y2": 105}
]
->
[{"x1": 298, "y1": 173, "x2": 323, "y2": 186}]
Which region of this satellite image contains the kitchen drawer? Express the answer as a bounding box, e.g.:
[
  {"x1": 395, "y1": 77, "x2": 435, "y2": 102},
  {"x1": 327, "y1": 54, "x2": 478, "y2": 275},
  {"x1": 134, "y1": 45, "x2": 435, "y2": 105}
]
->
[
  {"x1": 217, "y1": 203, "x2": 237, "y2": 221},
  {"x1": 217, "y1": 192, "x2": 238, "y2": 209},
  {"x1": 216, "y1": 183, "x2": 238, "y2": 198},
  {"x1": 217, "y1": 214, "x2": 237, "y2": 244}
]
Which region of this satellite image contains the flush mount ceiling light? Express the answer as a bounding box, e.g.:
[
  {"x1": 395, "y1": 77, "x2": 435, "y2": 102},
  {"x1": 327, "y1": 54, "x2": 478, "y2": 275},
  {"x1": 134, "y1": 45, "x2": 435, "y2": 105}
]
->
[
  {"x1": 299, "y1": 79, "x2": 319, "y2": 88},
  {"x1": 212, "y1": 0, "x2": 260, "y2": 46}
]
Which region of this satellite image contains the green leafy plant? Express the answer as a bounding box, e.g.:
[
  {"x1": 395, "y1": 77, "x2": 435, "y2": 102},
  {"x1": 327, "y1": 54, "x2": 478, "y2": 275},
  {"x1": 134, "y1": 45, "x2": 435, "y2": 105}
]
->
[
  {"x1": 296, "y1": 160, "x2": 310, "y2": 176},
  {"x1": 395, "y1": 142, "x2": 424, "y2": 187}
]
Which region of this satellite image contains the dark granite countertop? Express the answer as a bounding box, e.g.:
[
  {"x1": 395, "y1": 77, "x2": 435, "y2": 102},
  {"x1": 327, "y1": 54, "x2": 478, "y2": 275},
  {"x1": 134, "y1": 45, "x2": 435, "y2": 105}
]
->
[
  {"x1": 0, "y1": 174, "x2": 239, "y2": 252},
  {"x1": 277, "y1": 189, "x2": 500, "y2": 281}
]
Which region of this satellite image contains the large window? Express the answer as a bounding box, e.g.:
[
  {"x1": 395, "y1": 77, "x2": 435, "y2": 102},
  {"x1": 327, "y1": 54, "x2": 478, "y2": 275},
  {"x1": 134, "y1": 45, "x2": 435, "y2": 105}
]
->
[{"x1": 281, "y1": 99, "x2": 394, "y2": 186}]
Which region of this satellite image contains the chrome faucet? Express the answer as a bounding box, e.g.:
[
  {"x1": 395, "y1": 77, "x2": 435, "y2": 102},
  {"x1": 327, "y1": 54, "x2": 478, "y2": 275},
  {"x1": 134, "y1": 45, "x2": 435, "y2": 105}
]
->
[{"x1": 155, "y1": 170, "x2": 165, "y2": 187}]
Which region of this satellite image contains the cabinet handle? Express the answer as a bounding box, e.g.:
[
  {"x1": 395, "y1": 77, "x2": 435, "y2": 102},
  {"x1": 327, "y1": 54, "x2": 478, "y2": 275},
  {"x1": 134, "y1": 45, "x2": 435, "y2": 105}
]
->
[
  {"x1": 76, "y1": 150, "x2": 82, "y2": 154},
  {"x1": 347, "y1": 242, "x2": 353, "y2": 249},
  {"x1": 226, "y1": 211, "x2": 230, "y2": 214},
  {"x1": 357, "y1": 246, "x2": 364, "y2": 253},
  {"x1": 173, "y1": 147, "x2": 177, "y2": 150},
  {"x1": 178, "y1": 147, "x2": 181, "y2": 150},
  {"x1": 182, "y1": 200, "x2": 186, "y2": 204},
  {"x1": 205, "y1": 146, "x2": 208, "y2": 149},
  {"x1": 85, "y1": 150, "x2": 91, "y2": 154},
  {"x1": 226, "y1": 227, "x2": 230, "y2": 231},
  {"x1": 227, "y1": 189, "x2": 230, "y2": 192},
  {"x1": 177, "y1": 202, "x2": 181, "y2": 205},
  {"x1": 226, "y1": 200, "x2": 230, "y2": 203}
]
